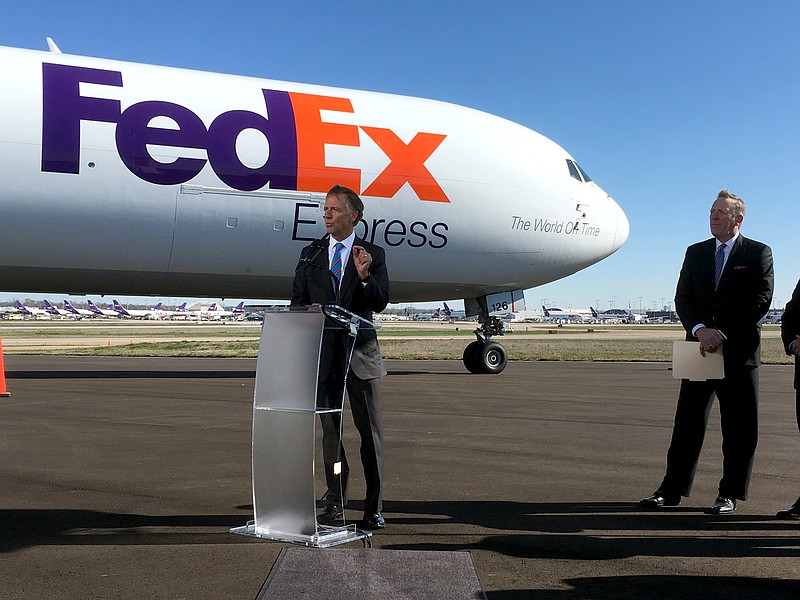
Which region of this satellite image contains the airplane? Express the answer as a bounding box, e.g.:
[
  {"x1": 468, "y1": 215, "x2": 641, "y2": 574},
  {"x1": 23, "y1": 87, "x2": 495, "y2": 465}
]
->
[
  {"x1": 589, "y1": 307, "x2": 642, "y2": 324},
  {"x1": 63, "y1": 299, "x2": 95, "y2": 318},
  {"x1": 0, "y1": 42, "x2": 629, "y2": 373},
  {"x1": 112, "y1": 299, "x2": 164, "y2": 319},
  {"x1": 86, "y1": 299, "x2": 119, "y2": 317},
  {"x1": 149, "y1": 303, "x2": 168, "y2": 319},
  {"x1": 441, "y1": 302, "x2": 467, "y2": 320},
  {"x1": 0, "y1": 305, "x2": 21, "y2": 317},
  {"x1": 194, "y1": 302, "x2": 221, "y2": 320},
  {"x1": 13, "y1": 300, "x2": 51, "y2": 318},
  {"x1": 542, "y1": 306, "x2": 585, "y2": 323},
  {"x1": 202, "y1": 301, "x2": 246, "y2": 320},
  {"x1": 625, "y1": 309, "x2": 646, "y2": 323},
  {"x1": 174, "y1": 302, "x2": 223, "y2": 321},
  {"x1": 508, "y1": 309, "x2": 544, "y2": 323},
  {"x1": 231, "y1": 301, "x2": 247, "y2": 319},
  {"x1": 42, "y1": 299, "x2": 81, "y2": 318},
  {"x1": 161, "y1": 302, "x2": 190, "y2": 320},
  {"x1": 171, "y1": 302, "x2": 190, "y2": 320},
  {"x1": 590, "y1": 307, "x2": 624, "y2": 322}
]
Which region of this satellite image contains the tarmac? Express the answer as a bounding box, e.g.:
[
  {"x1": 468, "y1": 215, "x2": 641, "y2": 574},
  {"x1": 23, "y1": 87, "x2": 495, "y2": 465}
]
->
[{"x1": 2, "y1": 356, "x2": 800, "y2": 599}]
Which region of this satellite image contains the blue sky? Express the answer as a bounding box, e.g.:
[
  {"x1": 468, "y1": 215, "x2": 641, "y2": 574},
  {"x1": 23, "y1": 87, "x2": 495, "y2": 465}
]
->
[{"x1": 2, "y1": 1, "x2": 798, "y2": 311}]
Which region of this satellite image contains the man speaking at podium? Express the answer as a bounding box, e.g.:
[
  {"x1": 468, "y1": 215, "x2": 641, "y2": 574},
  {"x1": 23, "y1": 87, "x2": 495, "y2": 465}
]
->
[{"x1": 291, "y1": 185, "x2": 390, "y2": 529}]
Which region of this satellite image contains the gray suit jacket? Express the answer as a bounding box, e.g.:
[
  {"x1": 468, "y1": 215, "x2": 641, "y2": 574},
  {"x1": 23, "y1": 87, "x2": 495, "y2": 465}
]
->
[{"x1": 291, "y1": 235, "x2": 390, "y2": 380}]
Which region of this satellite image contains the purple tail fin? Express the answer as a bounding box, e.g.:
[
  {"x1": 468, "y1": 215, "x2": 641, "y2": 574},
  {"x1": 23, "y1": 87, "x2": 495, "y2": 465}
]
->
[
  {"x1": 112, "y1": 300, "x2": 131, "y2": 316},
  {"x1": 86, "y1": 299, "x2": 103, "y2": 314}
]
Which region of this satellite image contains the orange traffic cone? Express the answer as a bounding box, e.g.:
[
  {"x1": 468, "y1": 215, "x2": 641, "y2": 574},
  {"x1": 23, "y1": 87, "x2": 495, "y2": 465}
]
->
[{"x1": 0, "y1": 337, "x2": 9, "y2": 397}]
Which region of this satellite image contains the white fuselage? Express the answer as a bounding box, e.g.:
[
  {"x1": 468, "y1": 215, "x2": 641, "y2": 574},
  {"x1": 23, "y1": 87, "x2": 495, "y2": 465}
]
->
[{"x1": 0, "y1": 45, "x2": 629, "y2": 302}]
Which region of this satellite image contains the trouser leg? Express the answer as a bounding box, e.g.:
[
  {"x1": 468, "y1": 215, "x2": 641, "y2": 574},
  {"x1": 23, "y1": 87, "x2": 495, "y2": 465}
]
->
[
  {"x1": 318, "y1": 369, "x2": 349, "y2": 505},
  {"x1": 717, "y1": 367, "x2": 759, "y2": 500},
  {"x1": 660, "y1": 379, "x2": 715, "y2": 496},
  {"x1": 346, "y1": 373, "x2": 384, "y2": 514},
  {"x1": 320, "y1": 412, "x2": 349, "y2": 504}
]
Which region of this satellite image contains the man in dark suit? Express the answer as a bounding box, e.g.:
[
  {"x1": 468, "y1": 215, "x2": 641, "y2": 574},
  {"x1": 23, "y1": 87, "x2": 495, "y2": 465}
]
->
[
  {"x1": 640, "y1": 189, "x2": 773, "y2": 514},
  {"x1": 776, "y1": 279, "x2": 800, "y2": 519},
  {"x1": 291, "y1": 185, "x2": 390, "y2": 529}
]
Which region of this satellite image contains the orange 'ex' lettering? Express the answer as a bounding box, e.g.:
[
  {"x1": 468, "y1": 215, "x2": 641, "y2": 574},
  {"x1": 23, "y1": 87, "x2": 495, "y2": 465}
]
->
[
  {"x1": 360, "y1": 127, "x2": 449, "y2": 203},
  {"x1": 289, "y1": 91, "x2": 449, "y2": 202}
]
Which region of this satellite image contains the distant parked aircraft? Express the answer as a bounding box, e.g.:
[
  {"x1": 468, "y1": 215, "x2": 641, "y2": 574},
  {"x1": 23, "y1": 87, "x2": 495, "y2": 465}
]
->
[
  {"x1": 13, "y1": 300, "x2": 50, "y2": 318},
  {"x1": 112, "y1": 300, "x2": 164, "y2": 319},
  {"x1": 542, "y1": 306, "x2": 585, "y2": 323},
  {"x1": 86, "y1": 299, "x2": 119, "y2": 317},
  {"x1": 589, "y1": 307, "x2": 644, "y2": 324},
  {"x1": 63, "y1": 300, "x2": 94, "y2": 318},
  {"x1": 42, "y1": 299, "x2": 80, "y2": 318},
  {"x1": 441, "y1": 302, "x2": 467, "y2": 320}
]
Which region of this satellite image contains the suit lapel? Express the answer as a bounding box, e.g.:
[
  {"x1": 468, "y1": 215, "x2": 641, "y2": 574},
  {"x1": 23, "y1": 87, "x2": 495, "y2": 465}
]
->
[
  {"x1": 317, "y1": 235, "x2": 337, "y2": 302},
  {"x1": 338, "y1": 237, "x2": 362, "y2": 305},
  {"x1": 718, "y1": 235, "x2": 745, "y2": 286},
  {"x1": 700, "y1": 239, "x2": 716, "y2": 287}
]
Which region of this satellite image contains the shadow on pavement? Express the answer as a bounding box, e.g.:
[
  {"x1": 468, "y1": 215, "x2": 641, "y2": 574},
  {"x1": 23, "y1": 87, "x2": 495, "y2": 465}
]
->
[
  {"x1": 0, "y1": 509, "x2": 254, "y2": 552},
  {"x1": 486, "y1": 576, "x2": 800, "y2": 599},
  {"x1": 379, "y1": 500, "x2": 800, "y2": 559}
]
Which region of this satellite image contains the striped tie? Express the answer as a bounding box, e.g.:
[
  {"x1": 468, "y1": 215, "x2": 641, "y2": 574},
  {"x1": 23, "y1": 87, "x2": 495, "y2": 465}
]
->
[
  {"x1": 331, "y1": 242, "x2": 344, "y2": 295},
  {"x1": 714, "y1": 243, "x2": 726, "y2": 288}
]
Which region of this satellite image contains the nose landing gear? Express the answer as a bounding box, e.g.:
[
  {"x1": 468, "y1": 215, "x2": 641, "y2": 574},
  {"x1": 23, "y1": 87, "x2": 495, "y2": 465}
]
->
[{"x1": 462, "y1": 314, "x2": 508, "y2": 374}]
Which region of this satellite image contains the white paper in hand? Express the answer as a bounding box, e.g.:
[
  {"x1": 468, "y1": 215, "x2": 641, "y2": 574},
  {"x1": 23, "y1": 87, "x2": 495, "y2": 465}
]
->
[{"x1": 672, "y1": 341, "x2": 724, "y2": 381}]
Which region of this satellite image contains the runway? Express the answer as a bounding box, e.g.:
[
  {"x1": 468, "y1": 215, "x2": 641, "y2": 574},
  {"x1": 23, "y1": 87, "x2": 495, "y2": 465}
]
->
[{"x1": 2, "y1": 357, "x2": 799, "y2": 599}]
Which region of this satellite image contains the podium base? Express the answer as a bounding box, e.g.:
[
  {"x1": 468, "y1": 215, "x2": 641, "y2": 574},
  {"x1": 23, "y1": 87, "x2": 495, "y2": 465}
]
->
[{"x1": 230, "y1": 521, "x2": 371, "y2": 548}]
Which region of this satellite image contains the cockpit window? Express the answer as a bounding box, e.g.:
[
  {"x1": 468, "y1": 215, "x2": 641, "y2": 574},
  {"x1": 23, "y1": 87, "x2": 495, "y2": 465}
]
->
[
  {"x1": 566, "y1": 159, "x2": 581, "y2": 181},
  {"x1": 566, "y1": 159, "x2": 593, "y2": 183}
]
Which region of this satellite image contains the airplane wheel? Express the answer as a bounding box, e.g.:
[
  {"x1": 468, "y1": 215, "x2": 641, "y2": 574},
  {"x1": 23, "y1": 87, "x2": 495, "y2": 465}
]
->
[
  {"x1": 462, "y1": 341, "x2": 483, "y2": 373},
  {"x1": 480, "y1": 341, "x2": 507, "y2": 374}
]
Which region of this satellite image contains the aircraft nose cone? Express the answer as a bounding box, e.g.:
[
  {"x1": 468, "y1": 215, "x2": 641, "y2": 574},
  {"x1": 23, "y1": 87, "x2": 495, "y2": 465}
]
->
[{"x1": 610, "y1": 197, "x2": 629, "y2": 253}]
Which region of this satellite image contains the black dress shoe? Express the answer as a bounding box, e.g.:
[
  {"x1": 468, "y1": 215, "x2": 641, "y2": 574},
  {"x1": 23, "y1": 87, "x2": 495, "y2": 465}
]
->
[
  {"x1": 707, "y1": 496, "x2": 736, "y2": 514},
  {"x1": 317, "y1": 503, "x2": 343, "y2": 521},
  {"x1": 776, "y1": 497, "x2": 800, "y2": 519},
  {"x1": 639, "y1": 490, "x2": 681, "y2": 508},
  {"x1": 362, "y1": 513, "x2": 385, "y2": 529}
]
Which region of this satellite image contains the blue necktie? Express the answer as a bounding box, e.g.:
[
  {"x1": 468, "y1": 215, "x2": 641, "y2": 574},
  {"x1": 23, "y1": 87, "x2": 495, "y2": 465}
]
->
[
  {"x1": 714, "y1": 243, "x2": 726, "y2": 288},
  {"x1": 331, "y1": 242, "x2": 344, "y2": 295}
]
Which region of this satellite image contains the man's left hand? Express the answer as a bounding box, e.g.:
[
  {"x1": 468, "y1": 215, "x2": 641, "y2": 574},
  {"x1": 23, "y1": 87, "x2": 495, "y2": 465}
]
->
[{"x1": 353, "y1": 245, "x2": 372, "y2": 281}]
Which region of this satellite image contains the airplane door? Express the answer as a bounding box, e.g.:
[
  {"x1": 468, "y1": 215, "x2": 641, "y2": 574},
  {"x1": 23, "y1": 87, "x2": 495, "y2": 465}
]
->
[{"x1": 169, "y1": 185, "x2": 325, "y2": 279}]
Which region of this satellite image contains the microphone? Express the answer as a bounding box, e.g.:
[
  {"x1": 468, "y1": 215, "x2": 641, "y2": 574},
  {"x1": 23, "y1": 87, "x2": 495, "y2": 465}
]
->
[
  {"x1": 296, "y1": 234, "x2": 329, "y2": 270},
  {"x1": 295, "y1": 234, "x2": 342, "y2": 305}
]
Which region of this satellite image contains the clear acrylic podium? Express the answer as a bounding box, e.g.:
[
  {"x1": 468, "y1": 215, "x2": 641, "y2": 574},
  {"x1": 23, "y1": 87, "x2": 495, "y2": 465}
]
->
[{"x1": 230, "y1": 304, "x2": 376, "y2": 547}]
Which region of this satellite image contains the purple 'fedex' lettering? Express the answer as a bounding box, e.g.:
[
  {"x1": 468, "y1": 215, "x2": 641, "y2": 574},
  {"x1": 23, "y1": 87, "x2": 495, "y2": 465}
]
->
[
  {"x1": 42, "y1": 64, "x2": 122, "y2": 174},
  {"x1": 40, "y1": 63, "x2": 449, "y2": 202},
  {"x1": 115, "y1": 101, "x2": 208, "y2": 185},
  {"x1": 205, "y1": 91, "x2": 298, "y2": 192},
  {"x1": 42, "y1": 64, "x2": 298, "y2": 191}
]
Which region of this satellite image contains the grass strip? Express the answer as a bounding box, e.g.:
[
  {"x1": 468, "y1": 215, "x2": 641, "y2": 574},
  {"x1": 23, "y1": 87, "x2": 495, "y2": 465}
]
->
[{"x1": 11, "y1": 336, "x2": 794, "y2": 364}]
